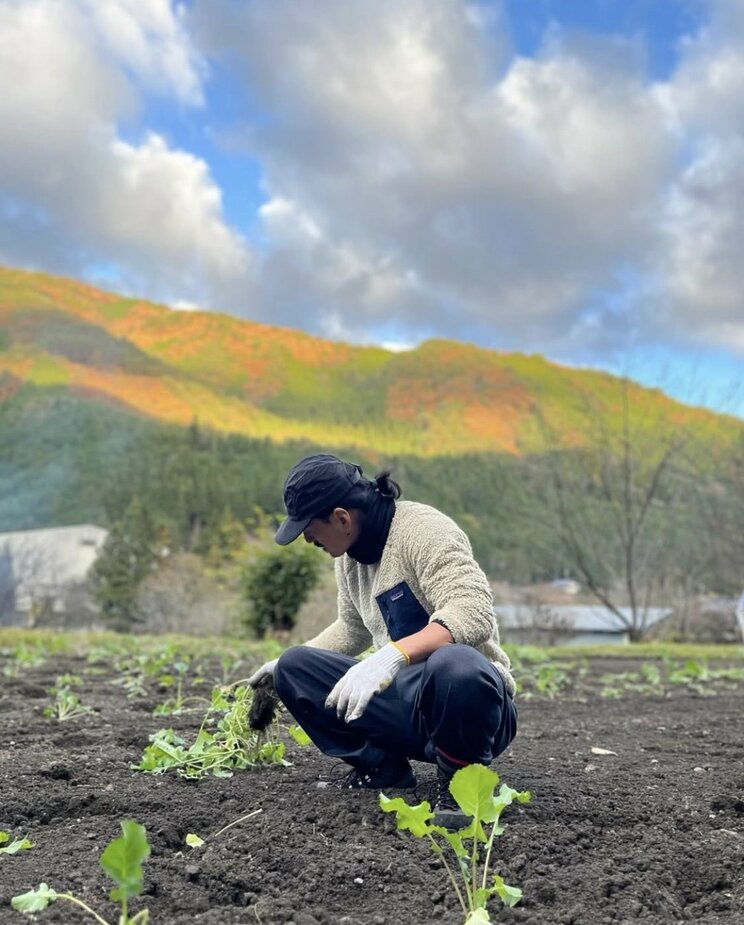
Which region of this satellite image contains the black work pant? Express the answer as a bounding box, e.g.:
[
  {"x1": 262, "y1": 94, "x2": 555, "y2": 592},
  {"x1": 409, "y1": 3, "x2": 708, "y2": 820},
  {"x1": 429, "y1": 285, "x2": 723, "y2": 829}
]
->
[{"x1": 274, "y1": 644, "x2": 517, "y2": 770}]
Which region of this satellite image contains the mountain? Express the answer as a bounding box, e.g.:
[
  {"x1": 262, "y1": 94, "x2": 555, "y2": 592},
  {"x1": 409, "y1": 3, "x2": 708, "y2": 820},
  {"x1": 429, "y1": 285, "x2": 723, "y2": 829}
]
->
[
  {"x1": 0, "y1": 265, "x2": 741, "y2": 591},
  {"x1": 1, "y1": 265, "x2": 739, "y2": 459}
]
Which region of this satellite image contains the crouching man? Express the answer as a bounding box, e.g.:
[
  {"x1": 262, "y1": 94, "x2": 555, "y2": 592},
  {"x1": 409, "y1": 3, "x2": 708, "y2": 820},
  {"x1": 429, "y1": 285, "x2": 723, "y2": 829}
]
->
[{"x1": 248, "y1": 454, "x2": 517, "y2": 827}]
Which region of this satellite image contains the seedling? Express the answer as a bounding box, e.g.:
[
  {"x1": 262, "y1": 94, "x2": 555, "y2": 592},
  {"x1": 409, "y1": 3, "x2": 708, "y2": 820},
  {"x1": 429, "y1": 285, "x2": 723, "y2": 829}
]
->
[
  {"x1": 12, "y1": 819, "x2": 150, "y2": 924},
  {"x1": 110, "y1": 656, "x2": 150, "y2": 699},
  {"x1": 2, "y1": 644, "x2": 46, "y2": 678},
  {"x1": 43, "y1": 678, "x2": 95, "y2": 721},
  {"x1": 512, "y1": 657, "x2": 574, "y2": 700},
  {"x1": 380, "y1": 764, "x2": 531, "y2": 924},
  {"x1": 218, "y1": 654, "x2": 244, "y2": 686},
  {"x1": 0, "y1": 832, "x2": 33, "y2": 855},
  {"x1": 153, "y1": 659, "x2": 206, "y2": 716},
  {"x1": 533, "y1": 662, "x2": 570, "y2": 698}
]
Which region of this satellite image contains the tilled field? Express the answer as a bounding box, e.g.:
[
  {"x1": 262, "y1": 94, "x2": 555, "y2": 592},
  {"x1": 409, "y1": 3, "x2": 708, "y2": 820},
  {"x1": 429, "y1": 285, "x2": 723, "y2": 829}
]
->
[{"x1": 1, "y1": 646, "x2": 743, "y2": 925}]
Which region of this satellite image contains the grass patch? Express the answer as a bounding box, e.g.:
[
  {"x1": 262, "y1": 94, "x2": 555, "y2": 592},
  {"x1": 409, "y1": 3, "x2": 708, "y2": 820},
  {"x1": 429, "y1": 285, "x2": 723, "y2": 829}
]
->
[
  {"x1": 536, "y1": 642, "x2": 744, "y2": 662},
  {"x1": 0, "y1": 628, "x2": 282, "y2": 662}
]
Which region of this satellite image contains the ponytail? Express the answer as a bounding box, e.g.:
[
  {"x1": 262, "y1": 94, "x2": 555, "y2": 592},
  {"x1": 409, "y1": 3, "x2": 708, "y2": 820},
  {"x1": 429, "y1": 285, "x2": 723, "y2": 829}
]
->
[{"x1": 374, "y1": 470, "x2": 401, "y2": 499}]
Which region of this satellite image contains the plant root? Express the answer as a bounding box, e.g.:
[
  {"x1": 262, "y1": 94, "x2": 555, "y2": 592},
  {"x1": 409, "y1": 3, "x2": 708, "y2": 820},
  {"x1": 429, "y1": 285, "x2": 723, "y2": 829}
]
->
[{"x1": 248, "y1": 676, "x2": 280, "y2": 731}]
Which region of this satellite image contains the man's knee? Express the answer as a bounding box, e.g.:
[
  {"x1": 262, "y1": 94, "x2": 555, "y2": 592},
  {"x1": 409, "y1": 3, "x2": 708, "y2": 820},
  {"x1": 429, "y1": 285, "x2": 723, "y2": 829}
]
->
[
  {"x1": 425, "y1": 644, "x2": 488, "y2": 685},
  {"x1": 274, "y1": 645, "x2": 310, "y2": 697}
]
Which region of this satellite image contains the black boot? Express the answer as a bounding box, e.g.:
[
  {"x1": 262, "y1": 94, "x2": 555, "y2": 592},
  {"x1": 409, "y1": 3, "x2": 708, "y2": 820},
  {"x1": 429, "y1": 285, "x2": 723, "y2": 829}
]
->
[
  {"x1": 431, "y1": 756, "x2": 471, "y2": 830},
  {"x1": 319, "y1": 754, "x2": 416, "y2": 790}
]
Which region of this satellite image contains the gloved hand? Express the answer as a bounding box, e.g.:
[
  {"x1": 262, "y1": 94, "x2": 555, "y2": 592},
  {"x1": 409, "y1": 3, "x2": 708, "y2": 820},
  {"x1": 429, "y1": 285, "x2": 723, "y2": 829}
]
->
[
  {"x1": 325, "y1": 643, "x2": 408, "y2": 723},
  {"x1": 247, "y1": 658, "x2": 279, "y2": 688}
]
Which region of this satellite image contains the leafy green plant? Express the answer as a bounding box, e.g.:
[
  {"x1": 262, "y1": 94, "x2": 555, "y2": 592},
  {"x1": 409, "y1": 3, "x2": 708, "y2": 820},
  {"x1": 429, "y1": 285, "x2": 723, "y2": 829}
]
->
[
  {"x1": 12, "y1": 820, "x2": 150, "y2": 924},
  {"x1": 532, "y1": 662, "x2": 570, "y2": 699},
  {"x1": 110, "y1": 650, "x2": 176, "y2": 700},
  {"x1": 380, "y1": 764, "x2": 531, "y2": 923},
  {"x1": 135, "y1": 686, "x2": 286, "y2": 778},
  {"x1": 665, "y1": 658, "x2": 711, "y2": 693},
  {"x1": 241, "y1": 541, "x2": 324, "y2": 637},
  {"x1": 153, "y1": 658, "x2": 207, "y2": 716},
  {"x1": 43, "y1": 678, "x2": 95, "y2": 721},
  {"x1": 217, "y1": 654, "x2": 244, "y2": 686},
  {"x1": 0, "y1": 832, "x2": 33, "y2": 855},
  {"x1": 2, "y1": 644, "x2": 46, "y2": 678}
]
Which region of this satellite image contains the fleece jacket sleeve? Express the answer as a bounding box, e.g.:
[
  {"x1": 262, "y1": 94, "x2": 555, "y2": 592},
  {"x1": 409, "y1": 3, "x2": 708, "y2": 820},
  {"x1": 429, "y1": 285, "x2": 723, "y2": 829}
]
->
[
  {"x1": 304, "y1": 562, "x2": 373, "y2": 656},
  {"x1": 406, "y1": 511, "x2": 495, "y2": 648}
]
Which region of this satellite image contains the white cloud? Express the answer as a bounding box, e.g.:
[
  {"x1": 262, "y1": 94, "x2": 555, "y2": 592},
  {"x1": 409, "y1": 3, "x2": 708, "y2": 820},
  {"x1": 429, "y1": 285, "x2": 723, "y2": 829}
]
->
[
  {"x1": 192, "y1": 0, "x2": 675, "y2": 349},
  {"x1": 0, "y1": 0, "x2": 249, "y2": 308},
  {"x1": 651, "y1": 0, "x2": 744, "y2": 356},
  {"x1": 81, "y1": 0, "x2": 206, "y2": 105},
  {"x1": 1, "y1": 0, "x2": 743, "y2": 366}
]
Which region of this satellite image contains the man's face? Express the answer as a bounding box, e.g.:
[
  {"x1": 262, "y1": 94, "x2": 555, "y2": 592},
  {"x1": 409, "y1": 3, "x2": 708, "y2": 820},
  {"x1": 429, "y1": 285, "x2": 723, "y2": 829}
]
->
[{"x1": 303, "y1": 509, "x2": 355, "y2": 557}]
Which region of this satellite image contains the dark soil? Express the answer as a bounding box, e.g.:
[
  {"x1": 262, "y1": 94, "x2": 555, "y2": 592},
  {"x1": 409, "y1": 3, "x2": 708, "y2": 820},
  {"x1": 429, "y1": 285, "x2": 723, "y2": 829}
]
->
[{"x1": 1, "y1": 650, "x2": 743, "y2": 925}]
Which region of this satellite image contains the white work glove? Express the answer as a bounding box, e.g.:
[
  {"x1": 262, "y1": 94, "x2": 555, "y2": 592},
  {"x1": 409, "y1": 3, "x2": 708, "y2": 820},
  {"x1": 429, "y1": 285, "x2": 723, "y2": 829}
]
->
[
  {"x1": 325, "y1": 643, "x2": 408, "y2": 723},
  {"x1": 247, "y1": 658, "x2": 279, "y2": 688}
]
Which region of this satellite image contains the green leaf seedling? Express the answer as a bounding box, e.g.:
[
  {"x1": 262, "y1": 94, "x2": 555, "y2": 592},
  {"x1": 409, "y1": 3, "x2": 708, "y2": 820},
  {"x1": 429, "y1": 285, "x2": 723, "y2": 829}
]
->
[
  {"x1": 152, "y1": 658, "x2": 210, "y2": 716},
  {"x1": 43, "y1": 678, "x2": 95, "y2": 721},
  {"x1": 380, "y1": 764, "x2": 531, "y2": 924},
  {"x1": 0, "y1": 832, "x2": 34, "y2": 855},
  {"x1": 2, "y1": 644, "x2": 46, "y2": 678},
  {"x1": 12, "y1": 820, "x2": 151, "y2": 925}
]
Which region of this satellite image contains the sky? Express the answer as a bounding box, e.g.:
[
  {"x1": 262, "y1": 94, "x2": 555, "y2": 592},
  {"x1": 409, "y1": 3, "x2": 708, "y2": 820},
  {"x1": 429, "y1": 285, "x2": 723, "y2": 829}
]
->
[{"x1": 0, "y1": 0, "x2": 742, "y2": 417}]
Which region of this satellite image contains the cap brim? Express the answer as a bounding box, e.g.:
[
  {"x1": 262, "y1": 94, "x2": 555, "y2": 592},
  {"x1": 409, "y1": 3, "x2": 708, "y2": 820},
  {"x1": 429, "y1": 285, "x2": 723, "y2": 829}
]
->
[{"x1": 274, "y1": 515, "x2": 311, "y2": 546}]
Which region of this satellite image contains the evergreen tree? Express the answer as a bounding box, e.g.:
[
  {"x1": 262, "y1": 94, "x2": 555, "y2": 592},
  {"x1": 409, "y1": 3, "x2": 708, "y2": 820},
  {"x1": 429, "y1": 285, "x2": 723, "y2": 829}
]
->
[
  {"x1": 90, "y1": 497, "x2": 160, "y2": 628},
  {"x1": 204, "y1": 506, "x2": 247, "y2": 568},
  {"x1": 241, "y1": 540, "x2": 324, "y2": 637}
]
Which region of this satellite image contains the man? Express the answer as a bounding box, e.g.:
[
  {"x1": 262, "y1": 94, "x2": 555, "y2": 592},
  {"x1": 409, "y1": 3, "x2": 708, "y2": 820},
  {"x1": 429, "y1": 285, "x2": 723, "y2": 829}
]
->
[{"x1": 248, "y1": 453, "x2": 517, "y2": 827}]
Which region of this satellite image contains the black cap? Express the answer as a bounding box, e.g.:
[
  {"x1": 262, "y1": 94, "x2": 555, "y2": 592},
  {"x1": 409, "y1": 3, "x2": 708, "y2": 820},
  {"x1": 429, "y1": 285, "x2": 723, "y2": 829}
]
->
[{"x1": 275, "y1": 454, "x2": 365, "y2": 545}]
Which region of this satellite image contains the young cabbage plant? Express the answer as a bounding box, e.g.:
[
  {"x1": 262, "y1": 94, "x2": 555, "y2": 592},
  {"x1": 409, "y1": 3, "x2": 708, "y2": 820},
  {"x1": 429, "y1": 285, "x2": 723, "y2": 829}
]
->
[
  {"x1": 43, "y1": 678, "x2": 95, "y2": 721},
  {"x1": 2, "y1": 644, "x2": 46, "y2": 678},
  {"x1": 12, "y1": 820, "x2": 150, "y2": 925},
  {"x1": 153, "y1": 659, "x2": 209, "y2": 716},
  {"x1": 380, "y1": 764, "x2": 531, "y2": 924}
]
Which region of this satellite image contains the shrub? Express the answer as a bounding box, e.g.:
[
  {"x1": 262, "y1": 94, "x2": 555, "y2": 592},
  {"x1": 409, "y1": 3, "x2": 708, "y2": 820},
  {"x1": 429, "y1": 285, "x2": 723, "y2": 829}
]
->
[{"x1": 241, "y1": 542, "x2": 325, "y2": 637}]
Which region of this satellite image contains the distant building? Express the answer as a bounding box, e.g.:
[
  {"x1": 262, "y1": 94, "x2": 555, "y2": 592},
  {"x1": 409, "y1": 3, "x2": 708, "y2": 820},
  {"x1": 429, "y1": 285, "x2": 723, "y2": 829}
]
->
[
  {"x1": 0, "y1": 525, "x2": 107, "y2": 627},
  {"x1": 549, "y1": 578, "x2": 581, "y2": 596},
  {"x1": 495, "y1": 603, "x2": 673, "y2": 646}
]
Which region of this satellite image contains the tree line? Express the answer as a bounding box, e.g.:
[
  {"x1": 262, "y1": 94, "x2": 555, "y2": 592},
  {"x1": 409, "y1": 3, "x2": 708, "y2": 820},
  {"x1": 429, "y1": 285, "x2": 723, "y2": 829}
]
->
[{"x1": 1, "y1": 384, "x2": 742, "y2": 637}]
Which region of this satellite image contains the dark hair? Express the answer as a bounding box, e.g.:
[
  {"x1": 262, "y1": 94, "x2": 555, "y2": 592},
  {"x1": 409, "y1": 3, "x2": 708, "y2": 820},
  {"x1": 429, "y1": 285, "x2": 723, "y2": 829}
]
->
[
  {"x1": 316, "y1": 469, "x2": 401, "y2": 521},
  {"x1": 373, "y1": 470, "x2": 401, "y2": 499}
]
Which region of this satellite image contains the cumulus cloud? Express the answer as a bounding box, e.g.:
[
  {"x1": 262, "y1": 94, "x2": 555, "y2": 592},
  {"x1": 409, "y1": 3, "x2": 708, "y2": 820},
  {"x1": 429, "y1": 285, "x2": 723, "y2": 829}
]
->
[
  {"x1": 191, "y1": 0, "x2": 679, "y2": 353},
  {"x1": 1, "y1": 0, "x2": 743, "y2": 365},
  {"x1": 651, "y1": 0, "x2": 744, "y2": 355},
  {"x1": 81, "y1": 0, "x2": 206, "y2": 105},
  {"x1": 0, "y1": 0, "x2": 249, "y2": 307}
]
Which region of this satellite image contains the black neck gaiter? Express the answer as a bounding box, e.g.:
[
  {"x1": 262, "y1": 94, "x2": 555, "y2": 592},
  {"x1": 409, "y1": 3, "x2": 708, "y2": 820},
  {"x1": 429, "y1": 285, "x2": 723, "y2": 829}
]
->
[{"x1": 347, "y1": 491, "x2": 396, "y2": 565}]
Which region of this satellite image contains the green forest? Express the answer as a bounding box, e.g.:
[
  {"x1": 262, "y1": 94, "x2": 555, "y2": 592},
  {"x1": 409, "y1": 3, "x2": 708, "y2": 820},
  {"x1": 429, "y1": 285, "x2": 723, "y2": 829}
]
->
[{"x1": 1, "y1": 381, "x2": 741, "y2": 597}]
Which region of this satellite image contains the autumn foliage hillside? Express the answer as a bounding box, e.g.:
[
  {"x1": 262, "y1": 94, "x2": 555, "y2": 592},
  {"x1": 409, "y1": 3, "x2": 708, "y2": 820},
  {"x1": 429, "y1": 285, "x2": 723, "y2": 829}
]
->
[{"x1": 0, "y1": 265, "x2": 740, "y2": 459}]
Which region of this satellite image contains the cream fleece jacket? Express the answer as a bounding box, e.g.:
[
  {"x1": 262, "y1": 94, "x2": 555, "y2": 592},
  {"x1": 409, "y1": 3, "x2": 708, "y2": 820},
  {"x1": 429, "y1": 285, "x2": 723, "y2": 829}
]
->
[{"x1": 305, "y1": 500, "x2": 516, "y2": 696}]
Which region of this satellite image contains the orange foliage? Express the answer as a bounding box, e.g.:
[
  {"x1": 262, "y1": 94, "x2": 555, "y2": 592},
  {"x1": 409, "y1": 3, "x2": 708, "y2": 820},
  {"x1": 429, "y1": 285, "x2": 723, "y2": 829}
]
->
[
  {"x1": 460, "y1": 404, "x2": 523, "y2": 454},
  {"x1": 0, "y1": 373, "x2": 22, "y2": 405}
]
